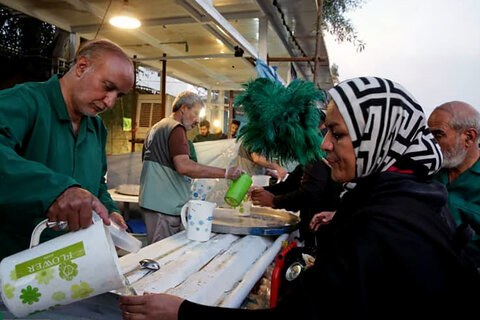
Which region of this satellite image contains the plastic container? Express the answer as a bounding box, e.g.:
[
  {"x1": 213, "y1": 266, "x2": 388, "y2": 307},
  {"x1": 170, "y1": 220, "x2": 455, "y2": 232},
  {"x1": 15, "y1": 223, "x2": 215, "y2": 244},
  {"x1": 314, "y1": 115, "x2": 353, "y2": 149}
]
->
[
  {"x1": 252, "y1": 175, "x2": 270, "y2": 187},
  {"x1": 224, "y1": 174, "x2": 252, "y2": 207},
  {"x1": 107, "y1": 220, "x2": 142, "y2": 253},
  {"x1": 0, "y1": 213, "x2": 126, "y2": 317}
]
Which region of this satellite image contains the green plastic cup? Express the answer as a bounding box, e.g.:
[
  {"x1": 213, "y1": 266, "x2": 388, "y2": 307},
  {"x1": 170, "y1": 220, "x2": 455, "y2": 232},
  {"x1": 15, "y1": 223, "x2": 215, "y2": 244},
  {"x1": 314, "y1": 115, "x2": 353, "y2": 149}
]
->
[{"x1": 224, "y1": 173, "x2": 252, "y2": 207}]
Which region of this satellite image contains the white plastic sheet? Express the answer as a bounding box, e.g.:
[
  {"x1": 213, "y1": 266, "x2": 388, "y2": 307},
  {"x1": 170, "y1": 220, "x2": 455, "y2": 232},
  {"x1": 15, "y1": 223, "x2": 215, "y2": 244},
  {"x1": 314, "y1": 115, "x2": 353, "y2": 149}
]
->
[{"x1": 191, "y1": 139, "x2": 241, "y2": 205}]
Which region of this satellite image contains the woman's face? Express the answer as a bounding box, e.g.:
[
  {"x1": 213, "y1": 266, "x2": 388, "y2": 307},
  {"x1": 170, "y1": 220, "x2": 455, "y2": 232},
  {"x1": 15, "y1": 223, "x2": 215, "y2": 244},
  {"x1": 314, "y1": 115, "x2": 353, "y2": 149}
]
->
[{"x1": 321, "y1": 100, "x2": 356, "y2": 182}]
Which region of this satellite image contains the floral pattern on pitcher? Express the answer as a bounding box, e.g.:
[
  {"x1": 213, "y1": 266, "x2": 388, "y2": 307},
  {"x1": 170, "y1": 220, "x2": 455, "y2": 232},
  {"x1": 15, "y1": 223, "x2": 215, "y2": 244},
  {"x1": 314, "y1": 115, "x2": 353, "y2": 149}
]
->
[
  {"x1": 20, "y1": 285, "x2": 41, "y2": 305},
  {"x1": 59, "y1": 260, "x2": 78, "y2": 281},
  {"x1": 71, "y1": 282, "x2": 94, "y2": 299},
  {"x1": 35, "y1": 268, "x2": 55, "y2": 285},
  {"x1": 51, "y1": 291, "x2": 66, "y2": 301},
  {"x1": 3, "y1": 283, "x2": 15, "y2": 299}
]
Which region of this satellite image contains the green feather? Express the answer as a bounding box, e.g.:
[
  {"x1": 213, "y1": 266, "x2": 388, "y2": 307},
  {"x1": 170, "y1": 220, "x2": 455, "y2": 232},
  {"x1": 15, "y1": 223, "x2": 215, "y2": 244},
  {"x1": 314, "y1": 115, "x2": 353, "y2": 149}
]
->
[{"x1": 236, "y1": 78, "x2": 325, "y2": 165}]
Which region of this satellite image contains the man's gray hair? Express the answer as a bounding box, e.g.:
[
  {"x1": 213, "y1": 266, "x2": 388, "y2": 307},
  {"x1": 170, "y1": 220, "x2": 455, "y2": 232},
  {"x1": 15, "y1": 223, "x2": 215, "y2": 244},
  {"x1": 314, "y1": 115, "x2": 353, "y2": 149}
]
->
[
  {"x1": 172, "y1": 91, "x2": 203, "y2": 112},
  {"x1": 435, "y1": 101, "x2": 480, "y2": 143},
  {"x1": 73, "y1": 39, "x2": 132, "y2": 67}
]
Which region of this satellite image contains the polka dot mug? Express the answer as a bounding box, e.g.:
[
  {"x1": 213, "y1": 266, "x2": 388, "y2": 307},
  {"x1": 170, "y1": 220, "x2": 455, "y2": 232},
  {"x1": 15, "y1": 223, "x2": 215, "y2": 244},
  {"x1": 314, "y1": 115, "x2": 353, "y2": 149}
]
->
[{"x1": 180, "y1": 200, "x2": 216, "y2": 241}]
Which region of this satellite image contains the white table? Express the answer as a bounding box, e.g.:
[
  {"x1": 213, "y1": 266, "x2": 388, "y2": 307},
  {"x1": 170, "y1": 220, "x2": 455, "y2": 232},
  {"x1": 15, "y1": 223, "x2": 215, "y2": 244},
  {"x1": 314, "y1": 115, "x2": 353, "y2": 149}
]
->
[
  {"x1": 108, "y1": 189, "x2": 139, "y2": 204},
  {"x1": 117, "y1": 231, "x2": 288, "y2": 307}
]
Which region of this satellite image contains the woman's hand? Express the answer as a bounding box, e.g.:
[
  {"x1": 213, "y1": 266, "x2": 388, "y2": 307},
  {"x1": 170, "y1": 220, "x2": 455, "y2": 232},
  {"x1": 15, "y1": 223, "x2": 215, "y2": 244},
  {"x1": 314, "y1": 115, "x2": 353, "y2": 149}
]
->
[
  {"x1": 309, "y1": 211, "x2": 336, "y2": 232},
  {"x1": 250, "y1": 188, "x2": 275, "y2": 207},
  {"x1": 120, "y1": 293, "x2": 184, "y2": 320}
]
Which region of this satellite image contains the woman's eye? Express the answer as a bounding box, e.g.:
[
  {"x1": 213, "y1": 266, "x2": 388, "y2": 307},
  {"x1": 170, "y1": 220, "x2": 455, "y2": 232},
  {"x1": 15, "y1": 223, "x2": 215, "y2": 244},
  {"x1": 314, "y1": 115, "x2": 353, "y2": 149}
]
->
[{"x1": 332, "y1": 132, "x2": 342, "y2": 140}]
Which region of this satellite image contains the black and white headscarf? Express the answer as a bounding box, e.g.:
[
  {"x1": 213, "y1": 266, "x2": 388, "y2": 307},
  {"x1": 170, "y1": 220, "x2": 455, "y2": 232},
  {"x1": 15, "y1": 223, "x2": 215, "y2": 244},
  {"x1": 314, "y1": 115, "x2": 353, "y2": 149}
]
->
[{"x1": 328, "y1": 77, "x2": 443, "y2": 184}]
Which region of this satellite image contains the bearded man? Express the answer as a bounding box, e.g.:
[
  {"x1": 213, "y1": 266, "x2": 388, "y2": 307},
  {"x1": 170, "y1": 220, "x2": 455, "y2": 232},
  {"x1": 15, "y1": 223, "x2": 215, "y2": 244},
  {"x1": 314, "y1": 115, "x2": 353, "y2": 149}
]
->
[{"x1": 428, "y1": 101, "x2": 480, "y2": 265}]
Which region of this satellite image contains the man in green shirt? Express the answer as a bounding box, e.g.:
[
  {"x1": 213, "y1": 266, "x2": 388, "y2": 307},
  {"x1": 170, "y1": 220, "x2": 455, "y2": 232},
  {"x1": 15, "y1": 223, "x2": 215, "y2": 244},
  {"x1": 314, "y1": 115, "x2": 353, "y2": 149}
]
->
[
  {"x1": 0, "y1": 39, "x2": 134, "y2": 259},
  {"x1": 428, "y1": 101, "x2": 480, "y2": 265}
]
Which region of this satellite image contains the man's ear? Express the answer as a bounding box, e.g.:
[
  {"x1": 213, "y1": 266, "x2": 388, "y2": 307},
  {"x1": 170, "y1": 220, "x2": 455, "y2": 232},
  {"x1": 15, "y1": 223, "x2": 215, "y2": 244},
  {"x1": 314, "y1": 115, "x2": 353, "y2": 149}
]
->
[
  {"x1": 75, "y1": 56, "x2": 91, "y2": 77},
  {"x1": 463, "y1": 128, "x2": 478, "y2": 147}
]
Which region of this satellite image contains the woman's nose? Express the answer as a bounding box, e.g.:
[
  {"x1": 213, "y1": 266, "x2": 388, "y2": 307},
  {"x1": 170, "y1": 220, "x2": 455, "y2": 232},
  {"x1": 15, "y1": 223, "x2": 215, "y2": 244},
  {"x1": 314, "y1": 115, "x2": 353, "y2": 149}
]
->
[{"x1": 321, "y1": 132, "x2": 333, "y2": 151}]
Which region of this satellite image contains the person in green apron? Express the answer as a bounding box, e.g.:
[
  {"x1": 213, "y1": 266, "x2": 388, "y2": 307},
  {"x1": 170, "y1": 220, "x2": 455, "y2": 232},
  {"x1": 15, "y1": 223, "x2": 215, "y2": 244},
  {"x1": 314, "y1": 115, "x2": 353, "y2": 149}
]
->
[
  {"x1": 428, "y1": 101, "x2": 480, "y2": 266},
  {"x1": 0, "y1": 39, "x2": 134, "y2": 259}
]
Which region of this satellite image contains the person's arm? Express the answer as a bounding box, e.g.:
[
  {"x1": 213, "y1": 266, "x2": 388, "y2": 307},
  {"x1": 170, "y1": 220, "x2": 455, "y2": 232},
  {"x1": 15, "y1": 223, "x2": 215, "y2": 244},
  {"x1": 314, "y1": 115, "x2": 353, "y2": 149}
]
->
[
  {"x1": 271, "y1": 160, "x2": 334, "y2": 212},
  {"x1": 264, "y1": 164, "x2": 303, "y2": 195},
  {"x1": 119, "y1": 294, "x2": 289, "y2": 320},
  {"x1": 251, "y1": 152, "x2": 287, "y2": 181},
  {"x1": 173, "y1": 154, "x2": 241, "y2": 179},
  {"x1": 0, "y1": 93, "x2": 84, "y2": 221},
  {"x1": 170, "y1": 126, "x2": 242, "y2": 180},
  {"x1": 0, "y1": 91, "x2": 111, "y2": 229}
]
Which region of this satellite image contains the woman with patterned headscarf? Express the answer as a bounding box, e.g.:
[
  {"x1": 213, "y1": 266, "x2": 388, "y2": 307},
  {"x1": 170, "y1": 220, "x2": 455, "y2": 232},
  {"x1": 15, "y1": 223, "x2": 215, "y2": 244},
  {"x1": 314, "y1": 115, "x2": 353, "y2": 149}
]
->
[
  {"x1": 310, "y1": 77, "x2": 479, "y2": 317},
  {"x1": 119, "y1": 77, "x2": 479, "y2": 320}
]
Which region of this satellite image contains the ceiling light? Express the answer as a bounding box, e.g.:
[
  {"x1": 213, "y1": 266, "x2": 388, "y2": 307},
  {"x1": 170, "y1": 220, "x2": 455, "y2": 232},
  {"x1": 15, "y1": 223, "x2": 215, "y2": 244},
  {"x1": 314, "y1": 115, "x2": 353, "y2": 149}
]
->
[
  {"x1": 216, "y1": 38, "x2": 224, "y2": 45},
  {"x1": 109, "y1": 0, "x2": 141, "y2": 29}
]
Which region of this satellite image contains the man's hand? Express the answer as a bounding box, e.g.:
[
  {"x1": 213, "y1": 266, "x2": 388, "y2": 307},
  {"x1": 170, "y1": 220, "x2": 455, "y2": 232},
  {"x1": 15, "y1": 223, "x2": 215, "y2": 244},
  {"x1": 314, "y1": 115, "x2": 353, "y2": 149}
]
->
[
  {"x1": 225, "y1": 166, "x2": 243, "y2": 180},
  {"x1": 309, "y1": 211, "x2": 336, "y2": 232},
  {"x1": 251, "y1": 188, "x2": 275, "y2": 207},
  {"x1": 46, "y1": 186, "x2": 110, "y2": 231},
  {"x1": 120, "y1": 293, "x2": 184, "y2": 320},
  {"x1": 110, "y1": 212, "x2": 128, "y2": 230}
]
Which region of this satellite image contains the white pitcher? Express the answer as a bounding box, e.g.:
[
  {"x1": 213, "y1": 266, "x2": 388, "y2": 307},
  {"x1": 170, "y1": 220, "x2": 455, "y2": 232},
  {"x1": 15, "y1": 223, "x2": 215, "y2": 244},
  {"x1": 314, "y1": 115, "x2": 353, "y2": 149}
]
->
[
  {"x1": 180, "y1": 200, "x2": 216, "y2": 242},
  {"x1": 0, "y1": 213, "x2": 125, "y2": 317}
]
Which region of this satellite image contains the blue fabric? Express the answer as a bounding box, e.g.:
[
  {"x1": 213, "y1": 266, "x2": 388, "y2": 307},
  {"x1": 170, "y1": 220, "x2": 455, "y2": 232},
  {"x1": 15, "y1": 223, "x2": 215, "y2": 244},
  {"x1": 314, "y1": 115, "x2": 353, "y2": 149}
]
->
[
  {"x1": 255, "y1": 59, "x2": 284, "y2": 85},
  {"x1": 127, "y1": 219, "x2": 147, "y2": 234}
]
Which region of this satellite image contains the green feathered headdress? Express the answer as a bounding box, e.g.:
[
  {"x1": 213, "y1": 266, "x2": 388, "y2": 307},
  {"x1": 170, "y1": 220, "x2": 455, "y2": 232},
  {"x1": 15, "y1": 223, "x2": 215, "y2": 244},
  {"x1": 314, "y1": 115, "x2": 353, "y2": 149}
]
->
[{"x1": 235, "y1": 77, "x2": 325, "y2": 165}]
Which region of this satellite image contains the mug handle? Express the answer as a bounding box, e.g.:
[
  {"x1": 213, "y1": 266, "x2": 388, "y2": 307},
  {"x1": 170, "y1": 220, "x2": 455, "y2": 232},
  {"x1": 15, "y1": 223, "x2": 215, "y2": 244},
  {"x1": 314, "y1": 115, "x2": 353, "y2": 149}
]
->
[
  {"x1": 29, "y1": 211, "x2": 101, "y2": 248},
  {"x1": 180, "y1": 202, "x2": 189, "y2": 230}
]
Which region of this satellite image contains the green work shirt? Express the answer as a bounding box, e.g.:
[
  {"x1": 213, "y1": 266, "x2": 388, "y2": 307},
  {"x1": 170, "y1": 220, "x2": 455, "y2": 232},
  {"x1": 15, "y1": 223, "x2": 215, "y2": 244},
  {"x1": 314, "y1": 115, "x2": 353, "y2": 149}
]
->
[
  {"x1": 433, "y1": 158, "x2": 480, "y2": 250},
  {"x1": 0, "y1": 75, "x2": 118, "y2": 259}
]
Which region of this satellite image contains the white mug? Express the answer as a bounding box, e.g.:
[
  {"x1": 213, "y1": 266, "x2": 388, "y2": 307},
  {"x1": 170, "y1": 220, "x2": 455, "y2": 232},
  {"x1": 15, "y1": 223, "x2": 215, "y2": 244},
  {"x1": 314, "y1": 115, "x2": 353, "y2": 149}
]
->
[{"x1": 180, "y1": 200, "x2": 216, "y2": 241}]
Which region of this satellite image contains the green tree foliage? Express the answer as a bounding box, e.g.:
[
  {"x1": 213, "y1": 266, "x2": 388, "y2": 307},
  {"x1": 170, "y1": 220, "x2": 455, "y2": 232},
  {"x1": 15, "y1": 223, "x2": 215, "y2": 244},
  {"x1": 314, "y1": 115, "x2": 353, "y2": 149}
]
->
[
  {"x1": 323, "y1": 0, "x2": 366, "y2": 51},
  {"x1": 330, "y1": 63, "x2": 340, "y2": 84},
  {"x1": 0, "y1": 6, "x2": 56, "y2": 57}
]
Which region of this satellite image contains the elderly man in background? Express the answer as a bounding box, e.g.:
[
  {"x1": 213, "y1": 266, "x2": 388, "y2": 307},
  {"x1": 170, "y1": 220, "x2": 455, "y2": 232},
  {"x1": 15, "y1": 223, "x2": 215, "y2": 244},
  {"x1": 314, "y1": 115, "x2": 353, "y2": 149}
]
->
[
  {"x1": 139, "y1": 91, "x2": 243, "y2": 244},
  {"x1": 428, "y1": 101, "x2": 480, "y2": 265},
  {"x1": 0, "y1": 39, "x2": 133, "y2": 259}
]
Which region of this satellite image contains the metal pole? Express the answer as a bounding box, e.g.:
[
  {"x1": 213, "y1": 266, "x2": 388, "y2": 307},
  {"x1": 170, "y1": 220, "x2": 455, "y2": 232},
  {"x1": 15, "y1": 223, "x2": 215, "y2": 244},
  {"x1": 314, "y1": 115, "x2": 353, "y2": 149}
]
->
[
  {"x1": 131, "y1": 60, "x2": 138, "y2": 152},
  {"x1": 161, "y1": 53, "x2": 167, "y2": 118},
  {"x1": 268, "y1": 56, "x2": 327, "y2": 62},
  {"x1": 227, "y1": 90, "x2": 234, "y2": 139},
  {"x1": 313, "y1": 0, "x2": 324, "y2": 86}
]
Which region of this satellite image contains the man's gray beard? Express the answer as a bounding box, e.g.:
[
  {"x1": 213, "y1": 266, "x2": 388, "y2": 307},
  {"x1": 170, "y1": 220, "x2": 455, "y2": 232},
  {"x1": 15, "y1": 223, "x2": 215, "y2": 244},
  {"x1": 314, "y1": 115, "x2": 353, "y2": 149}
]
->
[{"x1": 442, "y1": 143, "x2": 468, "y2": 168}]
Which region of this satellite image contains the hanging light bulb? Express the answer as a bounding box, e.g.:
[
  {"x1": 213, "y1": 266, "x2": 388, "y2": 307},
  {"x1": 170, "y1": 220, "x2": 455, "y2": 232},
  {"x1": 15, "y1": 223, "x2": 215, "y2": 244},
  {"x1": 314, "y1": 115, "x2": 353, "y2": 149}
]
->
[{"x1": 109, "y1": 0, "x2": 141, "y2": 29}]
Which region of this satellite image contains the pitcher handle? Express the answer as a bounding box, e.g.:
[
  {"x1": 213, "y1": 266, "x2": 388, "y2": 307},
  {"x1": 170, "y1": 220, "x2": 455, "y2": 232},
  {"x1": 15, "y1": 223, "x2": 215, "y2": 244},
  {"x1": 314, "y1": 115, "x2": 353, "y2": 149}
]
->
[
  {"x1": 30, "y1": 211, "x2": 101, "y2": 248},
  {"x1": 180, "y1": 202, "x2": 189, "y2": 230}
]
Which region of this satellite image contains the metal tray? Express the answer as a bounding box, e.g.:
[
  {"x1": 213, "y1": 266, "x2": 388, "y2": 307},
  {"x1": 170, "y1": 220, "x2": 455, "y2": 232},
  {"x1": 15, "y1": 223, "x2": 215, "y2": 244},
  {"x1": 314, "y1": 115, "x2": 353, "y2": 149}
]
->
[{"x1": 212, "y1": 206, "x2": 300, "y2": 235}]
